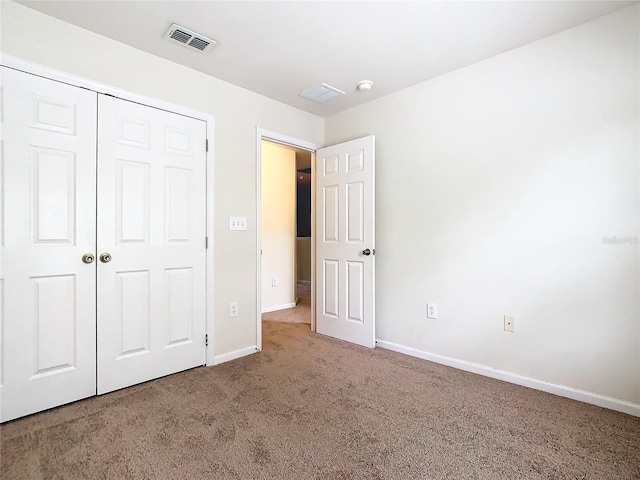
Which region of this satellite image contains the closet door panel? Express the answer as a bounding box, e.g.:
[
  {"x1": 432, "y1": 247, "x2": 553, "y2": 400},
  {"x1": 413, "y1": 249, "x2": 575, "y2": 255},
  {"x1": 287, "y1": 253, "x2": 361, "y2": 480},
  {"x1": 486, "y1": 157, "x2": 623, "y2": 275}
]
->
[
  {"x1": 96, "y1": 95, "x2": 206, "y2": 394},
  {"x1": 0, "y1": 67, "x2": 98, "y2": 422}
]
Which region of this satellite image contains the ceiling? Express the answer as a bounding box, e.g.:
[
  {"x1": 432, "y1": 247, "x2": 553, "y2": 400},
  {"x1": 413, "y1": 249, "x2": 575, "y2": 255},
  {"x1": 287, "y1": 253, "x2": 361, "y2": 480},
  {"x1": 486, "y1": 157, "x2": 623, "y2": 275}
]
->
[{"x1": 18, "y1": 0, "x2": 636, "y2": 117}]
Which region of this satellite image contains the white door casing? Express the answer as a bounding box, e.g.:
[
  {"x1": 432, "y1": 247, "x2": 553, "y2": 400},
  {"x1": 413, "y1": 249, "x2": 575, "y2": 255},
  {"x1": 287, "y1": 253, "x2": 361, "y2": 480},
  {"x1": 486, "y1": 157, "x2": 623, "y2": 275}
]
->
[
  {"x1": 0, "y1": 67, "x2": 98, "y2": 422},
  {"x1": 315, "y1": 136, "x2": 375, "y2": 348},
  {"x1": 96, "y1": 95, "x2": 207, "y2": 394}
]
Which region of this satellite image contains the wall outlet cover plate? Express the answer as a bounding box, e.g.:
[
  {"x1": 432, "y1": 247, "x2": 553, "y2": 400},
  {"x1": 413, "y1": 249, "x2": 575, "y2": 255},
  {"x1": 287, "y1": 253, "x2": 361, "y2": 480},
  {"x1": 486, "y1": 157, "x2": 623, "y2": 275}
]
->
[{"x1": 504, "y1": 315, "x2": 515, "y2": 332}]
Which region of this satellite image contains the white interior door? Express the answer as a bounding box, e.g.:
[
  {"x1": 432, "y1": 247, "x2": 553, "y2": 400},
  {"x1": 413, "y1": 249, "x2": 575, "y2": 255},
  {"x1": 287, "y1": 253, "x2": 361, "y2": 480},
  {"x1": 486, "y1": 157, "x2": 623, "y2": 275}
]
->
[
  {"x1": 0, "y1": 67, "x2": 98, "y2": 422},
  {"x1": 96, "y1": 95, "x2": 207, "y2": 394},
  {"x1": 315, "y1": 136, "x2": 375, "y2": 348}
]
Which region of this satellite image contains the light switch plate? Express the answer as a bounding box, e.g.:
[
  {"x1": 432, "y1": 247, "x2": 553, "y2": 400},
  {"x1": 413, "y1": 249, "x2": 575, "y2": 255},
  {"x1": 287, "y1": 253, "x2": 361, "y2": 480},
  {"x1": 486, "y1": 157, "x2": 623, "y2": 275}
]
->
[
  {"x1": 229, "y1": 216, "x2": 247, "y2": 231},
  {"x1": 230, "y1": 302, "x2": 239, "y2": 317}
]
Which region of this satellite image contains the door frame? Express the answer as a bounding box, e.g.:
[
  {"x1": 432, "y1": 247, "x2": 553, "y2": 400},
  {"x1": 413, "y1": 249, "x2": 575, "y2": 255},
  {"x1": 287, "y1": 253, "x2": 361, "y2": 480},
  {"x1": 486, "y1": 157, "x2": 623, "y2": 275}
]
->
[
  {"x1": 0, "y1": 54, "x2": 217, "y2": 366},
  {"x1": 255, "y1": 128, "x2": 320, "y2": 350}
]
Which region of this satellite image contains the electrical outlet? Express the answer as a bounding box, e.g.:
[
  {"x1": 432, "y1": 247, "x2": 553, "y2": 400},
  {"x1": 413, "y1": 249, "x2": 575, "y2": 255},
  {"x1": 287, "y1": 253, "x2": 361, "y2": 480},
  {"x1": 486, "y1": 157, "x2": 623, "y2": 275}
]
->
[
  {"x1": 230, "y1": 302, "x2": 239, "y2": 317},
  {"x1": 504, "y1": 315, "x2": 515, "y2": 332},
  {"x1": 271, "y1": 277, "x2": 278, "y2": 287},
  {"x1": 427, "y1": 303, "x2": 437, "y2": 319}
]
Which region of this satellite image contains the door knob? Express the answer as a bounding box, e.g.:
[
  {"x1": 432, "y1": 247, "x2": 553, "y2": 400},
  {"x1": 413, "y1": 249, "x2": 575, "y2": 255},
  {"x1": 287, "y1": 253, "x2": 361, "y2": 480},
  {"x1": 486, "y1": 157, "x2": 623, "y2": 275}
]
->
[
  {"x1": 82, "y1": 253, "x2": 95, "y2": 264},
  {"x1": 99, "y1": 253, "x2": 112, "y2": 263},
  {"x1": 362, "y1": 248, "x2": 371, "y2": 256}
]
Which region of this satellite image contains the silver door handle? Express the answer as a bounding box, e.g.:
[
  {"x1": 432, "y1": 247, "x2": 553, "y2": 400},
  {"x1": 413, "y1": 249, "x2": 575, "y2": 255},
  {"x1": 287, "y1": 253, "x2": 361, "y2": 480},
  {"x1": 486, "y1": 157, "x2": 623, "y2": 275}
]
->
[
  {"x1": 82, "y1": 253, "x2": 95, "y2": 264},
  {"x1": 362, "y1": 249, "x2": 371, "y2": 256},
  {"x1": 99, "y1": 253, "x2": 112, "y2": 263}
]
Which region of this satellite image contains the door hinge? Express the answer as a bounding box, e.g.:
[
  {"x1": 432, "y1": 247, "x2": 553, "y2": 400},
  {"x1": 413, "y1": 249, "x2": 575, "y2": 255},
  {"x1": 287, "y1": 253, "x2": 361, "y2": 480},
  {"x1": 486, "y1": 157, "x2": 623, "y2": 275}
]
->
[
  {"x1": 205, "y1": 334, "x2": 208, "y2": 347},
  {"x1": 206, "y1": 139, "x2": 209, "y2": 152},
  {"x1": 205, "y1": 236, "x2": 209, "y2": 249}
]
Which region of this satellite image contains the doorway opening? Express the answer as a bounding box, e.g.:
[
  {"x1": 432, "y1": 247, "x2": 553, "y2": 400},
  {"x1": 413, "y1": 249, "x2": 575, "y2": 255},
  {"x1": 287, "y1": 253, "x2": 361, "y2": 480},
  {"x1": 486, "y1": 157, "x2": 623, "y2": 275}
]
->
[
  {"x1": 255, "y1": 129, "x2": 320, "y2": 351},
  {"x1": 257, "y1": 131, "x2": 376, "y2": 350},
  {"x1": 260, "y1": 140, "x2": 311, "y2": 325},
  {"x1": 293, "y1": 152, "x2": 312, "y2": 319}
]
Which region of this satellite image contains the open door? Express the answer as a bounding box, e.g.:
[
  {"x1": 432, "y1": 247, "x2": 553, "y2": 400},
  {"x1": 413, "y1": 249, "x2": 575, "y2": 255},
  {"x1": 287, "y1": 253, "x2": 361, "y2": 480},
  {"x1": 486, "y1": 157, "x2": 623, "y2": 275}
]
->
[{"x1": 315, "y1": 136, "x2": 375, "y2": 348}]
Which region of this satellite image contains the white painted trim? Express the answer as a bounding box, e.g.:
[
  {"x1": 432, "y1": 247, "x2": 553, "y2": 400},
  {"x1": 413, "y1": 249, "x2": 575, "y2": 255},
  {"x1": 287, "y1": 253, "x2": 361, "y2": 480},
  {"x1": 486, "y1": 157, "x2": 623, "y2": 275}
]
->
[
  {"x1": 376, "y1": 339, "x2": 640, "y2": 417},
  {"x1": 256, "y1": 128, "x2": 321, "y2": 351},
  {"x1": 256, "y1": 136, "x2": 262, "y2": 352},
  {"x1": 1, "y1": 54, "x2": 218, "y2": 366},
  {"x1": 262, "y1": 302, "x2": 296, "y2": 314},
  {"x1": 212, "y1": 346, "x2": 258, "y2": 366},
  {"x1": 310, "y1": 151, "x2": 316, "y2": 333},
  {"x1": 205, "y1": 118, "x2": 216, "y2": 367},
  {"x1": 258, "y1": 128, "x2": 320, "y2": 151},
  {"x1": 1, "y1": 54, "x2": 209, "y2": 122}
]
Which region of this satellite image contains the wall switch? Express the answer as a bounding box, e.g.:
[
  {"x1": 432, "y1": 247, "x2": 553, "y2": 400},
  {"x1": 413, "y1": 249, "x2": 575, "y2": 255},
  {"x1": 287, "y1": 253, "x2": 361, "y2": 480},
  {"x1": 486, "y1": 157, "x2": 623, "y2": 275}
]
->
[
  {"x1": 427, "y1": 303, "x2": 437, "y2": 319},
  {"x1": 271, "y1": 277, "x2": 278, "y2": 287},
  {"x1": 229, "y1": 302, "x2": 239, "y2": 317},
  {"x1": 229, "y1": 217, "x2": 247, "y2": 231},
  {"x1": 504, "y1": 315, "x2": 515, "y2": 332}
]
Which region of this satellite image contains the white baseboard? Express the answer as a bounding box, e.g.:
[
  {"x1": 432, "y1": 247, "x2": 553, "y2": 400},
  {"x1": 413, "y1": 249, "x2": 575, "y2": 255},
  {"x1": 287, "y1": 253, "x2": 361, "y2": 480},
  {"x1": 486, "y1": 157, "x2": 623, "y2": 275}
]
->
[
  {"x1": 376, "y1": 339, "x2": 640, "y2": 417},
  {"x1": 262, "y1": 302, "x2": 296, "y2": 313},
  {"x1": 212, "y1": 346, "x2": 258, "y2": 366}
]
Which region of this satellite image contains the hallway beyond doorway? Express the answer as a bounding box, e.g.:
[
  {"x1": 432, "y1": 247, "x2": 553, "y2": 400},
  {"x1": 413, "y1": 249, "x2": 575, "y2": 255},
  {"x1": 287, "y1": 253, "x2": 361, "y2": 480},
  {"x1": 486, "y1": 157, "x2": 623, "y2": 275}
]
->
[{"x1": 261, "y1": 282, "x2": 311, "y2": 324}]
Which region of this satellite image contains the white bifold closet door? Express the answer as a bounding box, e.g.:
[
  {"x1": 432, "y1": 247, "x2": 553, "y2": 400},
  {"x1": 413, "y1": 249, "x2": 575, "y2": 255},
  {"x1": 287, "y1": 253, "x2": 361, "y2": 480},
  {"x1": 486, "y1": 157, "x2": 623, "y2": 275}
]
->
[
  {"x1": 96, "y1": 95, "x2": 207, "y2": 395},
  {"x1": 0, "y1": 68, "x2": 207, "y2": 422},
  {"x1": 0, "y1": 67, "x2": 98, "y2": 422}
]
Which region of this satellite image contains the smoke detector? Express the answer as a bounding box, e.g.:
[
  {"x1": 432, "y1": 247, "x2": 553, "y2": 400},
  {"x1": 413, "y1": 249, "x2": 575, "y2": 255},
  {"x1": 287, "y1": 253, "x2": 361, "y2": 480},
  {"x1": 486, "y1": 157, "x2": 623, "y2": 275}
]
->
[
  {"x1": 164, "y1": 23, "x2": 217, "y2": 52},
  {"x1": 357, "y1": 80, "x2": 374, "y2": 92}
]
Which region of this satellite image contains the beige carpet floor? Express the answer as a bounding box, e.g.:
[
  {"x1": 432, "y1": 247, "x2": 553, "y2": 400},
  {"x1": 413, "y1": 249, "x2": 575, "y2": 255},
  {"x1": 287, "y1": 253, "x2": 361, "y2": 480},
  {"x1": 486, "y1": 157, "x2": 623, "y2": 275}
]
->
[{"x1": 1, "y1": 321, "x2": 639, "y2": 479}]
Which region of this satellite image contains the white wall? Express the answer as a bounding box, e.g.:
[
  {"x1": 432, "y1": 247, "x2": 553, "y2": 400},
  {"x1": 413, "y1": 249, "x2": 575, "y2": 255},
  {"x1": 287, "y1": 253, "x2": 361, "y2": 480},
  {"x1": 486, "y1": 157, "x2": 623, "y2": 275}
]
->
[
  {"x1": 261, "y1": 142, "x2": 296, "y2": 312},
  {"x1": 326, "y1": 6, "x2": 640, "y2": 406},
  {"x1": 0, "y1": 2, "x2": 324, "y2": 356}
]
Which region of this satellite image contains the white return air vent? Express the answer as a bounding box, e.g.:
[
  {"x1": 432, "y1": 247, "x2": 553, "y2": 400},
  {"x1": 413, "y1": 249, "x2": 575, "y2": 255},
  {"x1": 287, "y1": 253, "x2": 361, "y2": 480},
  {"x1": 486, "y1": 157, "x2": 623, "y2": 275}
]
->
[
  {"x1": 299, "y1": 83, "x2": 345, "y2": 103},
  {"x1": 164, "y1": 23, "x2": 217, "y2": 52}
]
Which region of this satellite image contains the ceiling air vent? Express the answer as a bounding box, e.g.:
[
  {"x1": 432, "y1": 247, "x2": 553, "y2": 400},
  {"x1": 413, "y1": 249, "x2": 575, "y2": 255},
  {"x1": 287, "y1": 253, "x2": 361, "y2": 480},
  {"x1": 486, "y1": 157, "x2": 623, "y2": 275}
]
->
[
  {"x1": 164, "y1": 23, "x2": 217, "y2": 52},
  {"x1": 299, "y1": 83, "x2": 345, "y2": 104}
]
